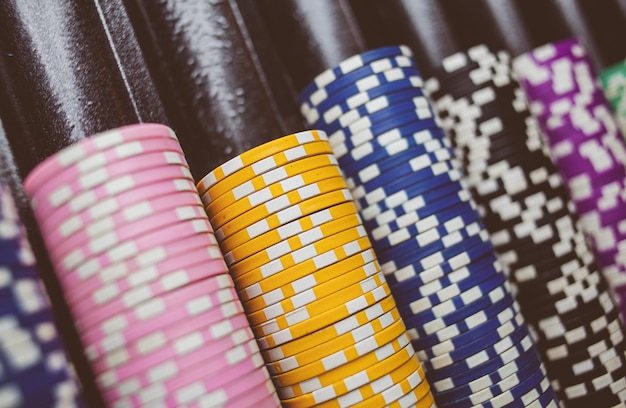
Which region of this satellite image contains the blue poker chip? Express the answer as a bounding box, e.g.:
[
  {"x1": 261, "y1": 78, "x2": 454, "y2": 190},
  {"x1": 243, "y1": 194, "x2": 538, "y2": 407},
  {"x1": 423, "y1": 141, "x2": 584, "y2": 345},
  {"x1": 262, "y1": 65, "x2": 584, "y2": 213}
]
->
[
  {"x1": 404, "y1": 268, "x2": 508, "y2": 325},
  {"x1": 346, "y1": 146, "x2": 456, "y2": 200},
  {"x1": 340, "y1": 138, "x2": 451, "y2": 184},
  {"x1": 480, "y1": 369, "x2": 548, "y2": 408},
  {"x1": 300, "y1": 45, "x2": 413, "y2": 106},
  {"x1": 315, "y1": 87, "x2": 428, "y2": 130},
  {"x1": 332, "y1": 112, "x2": 440, "y2": 152},
  {"x1": 370, "y1": 202, "x2": 480, "y2": 256},
  {"x1": 305, "y1": 76, "x2": 427, "y2": 126},
  {"x1": 381, "y1": 227, "x2": 493, "y2": 276},
  {"x1": 0, "y1": 365, "x2": 79, "y2": 408},
  {"x1": 363, "y1": 186, "x2": 476, "y2": 234},
  {"x1": 405, "y1": 269, "x2": 512, "y2": 339},
  {"x1": 393, "y1": 249, "x2": 498, "y2": 300},
  {"x1": 437, "y1": 353, "x2": 541, "y2": 406},
  {"x1": 425, "y1": 328, "x2": 533, "y2": 382},
  {"x1": 415, "y1": 299, "x2": 518, "y2": 357},
  {"x1": 336, "y1": 124, "x2": 447, "y2": 167},
  {"x1": 0, "y1": 335, "x2": 66, "y2": 377},
  {"x1": 377, "y1": 206, "x2": 483, "y2": 265},
  {"x1": 368, "y1": 194, "x2": 479, "y2": 251},
  {"x1": 335, "y1": 120, "x2": 446, "y2": 170},
  {"x1": 438, "y1": 353, "x2": 540, "y2": 408},
  {"x1": 384, "y1": 237, "x2": 494, "y2": 288},
  {"x1": 430, "y1": 342, "x2": 539, "y2": 392},
  {"x1": 370, "y1": 199, "x2": 481, "y2": 251},
  {"x1": 416, "y1": 301, "x2": 521, "y2": 357},
  {"x1": 310, "y1": 67, "x2": 424, "y2": 122},
  {"x1": 359, "y1": 173, "x2": 465, "y2": 220},
  {"x1": 353, "y1": 165, "x2": 463, "y2": 210},
  {"x1": 301, "y1": 56, "x2": 418, "y2": 108},
  {"x1": 349, "y1": 158, "x2": 457, "y2": 200},
  {"x1": 396, "y1": 254, "x2": 505, "y2": 318},
  {"x1": 325, "y1": 93, "x2": 434, "y2": 144},
  {"x1": 0, "y1": 240, "x2": 34, "y2": 266}
]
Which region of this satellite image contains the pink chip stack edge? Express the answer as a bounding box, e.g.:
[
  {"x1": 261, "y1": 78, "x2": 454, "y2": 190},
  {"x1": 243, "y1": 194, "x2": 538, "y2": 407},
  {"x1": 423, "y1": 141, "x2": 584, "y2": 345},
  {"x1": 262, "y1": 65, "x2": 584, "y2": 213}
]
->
[{"x1": 23, "y1": 123, "x2": 280, "y2": 407}]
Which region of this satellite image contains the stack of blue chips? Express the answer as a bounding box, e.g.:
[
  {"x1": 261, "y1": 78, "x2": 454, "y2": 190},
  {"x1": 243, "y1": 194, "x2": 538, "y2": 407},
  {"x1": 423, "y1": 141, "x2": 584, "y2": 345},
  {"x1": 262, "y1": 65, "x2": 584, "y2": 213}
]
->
[
  {"x1": 426, "y1": 44, "x2": 626, "y2": 407},
  {"x1": 0, "y1": 182, "x2": 83, "y2": 407},
  {"x1": 300, "y1": 45, "x2": 558, "y2": 407}
]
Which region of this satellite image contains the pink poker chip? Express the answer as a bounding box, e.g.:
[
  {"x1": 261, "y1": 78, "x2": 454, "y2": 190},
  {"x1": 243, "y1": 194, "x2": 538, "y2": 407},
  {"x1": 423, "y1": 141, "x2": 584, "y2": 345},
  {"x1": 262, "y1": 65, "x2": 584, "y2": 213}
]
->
[
  {"x1": 24, "y1": 123, "x2": 277, "y2": 408},
  {"x1": 116, "y1": 350, "x2": 267, "y2": 407},
  {"x1": 71, "y1": 260, "x2": 231, "y2": 329},
  {"x1": 51, "y1": 204, "x2": 207, "y2": 267},
  {"x1": 49, "y1": 191, "x2": 202, "y2": 248},
  {"x1": 32, "y1": 145, "x2": 187, "y2": 210},
  {"x1": 98, "y1": 317, "x2": 256, "y2": 396},
  {"x1": 185, "y1": 370, "x2": 278, "y2": 408},
  {"x1": 79, "y1": 293, "x2": 244, "y2": 348},
  {"x1": 60, "y1": 230, "x2": 220, "y2": 288},
  {"x1": 55, "y1": 219, "x2": 215, "y2": 277},
  {"x1": 24, "y1": 123, "x2": 179, "y2": 194},
  {"x1": 87, "y1": 302, "x2": 254, "y2": 376},
  {"x1": 48, "y1": 190, "x2": 203, "y2": 258},
  {"x1": 164, "y1": 355, "x2": 270, "y2": 407},
  {"x1": 65, "y1": 246, "x2": 227, "y2": 305},
  {"x1": 77, "y1": 277, "x2": 239, "y2": 335},
  {"x1": 40, "y1": 178, "x2": 199, "y2": 241},
  {"x1": 37, "y1": 164, "x2": 194, "y2": 230}
]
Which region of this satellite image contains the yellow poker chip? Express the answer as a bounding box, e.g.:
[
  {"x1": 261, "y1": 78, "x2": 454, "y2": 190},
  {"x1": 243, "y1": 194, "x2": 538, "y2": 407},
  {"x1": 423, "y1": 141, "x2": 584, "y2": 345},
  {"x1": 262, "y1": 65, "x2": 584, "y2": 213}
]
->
[
  {"x1": 280, "y1": 343, "x2": 418, "y2": 407},
  {"x1": 266, "y1": 305, "x2": 402, "y2": 373},
  {"x1": 222, "y1": 201, "x2": 358, "y2": 257},
  {"x1": 208, "y1": 157, "x2": 342, "y2": 225},
  {"x1": 225, "y1": 210, "x2": 361, "y2": 268},
  {"x1": 260, "y1": 295, "x2": 397, "y2": 358},
  {"x1": 247, "y1": 270, "x2": 386, "y2": 327},
  {"x1": 353, "y1": 365, "x2": 432, "y2": 408},
  {"x1": 234, "y1": 232, "x2": 372, "y2": 290},
  {"x1": 254, "y1": 269, "x2": 387, "y2": 336},
  {"x1": 240, "y1": 248, "x2": 375, "y2": 304},
  {"x1": 230, "y1": 223, "x2": 366, "y2": 280},
  {"x1": 243, "y1": 255, "x2": 378, "y2": 313},
  {"x1": 198, "y1": 130, "x2": 328, "y2": 195},
  {"x1": 278, "y1": 341, "x2": 416, "y2": 400},
  {"x1": 206, "y1": 158, "x2": 343, "y2": 216},
  {"x1": 217, "y1": 188, "x2": 355, "y2": 247},
  {"x1": 253, "y1": 278, "x2": 391, "y2": 340},
  {"x1": 315, "y1": 353, "x2": 422, "y2": 408},
  {"x1": 209, "y1": 181, "x2": 347, "y2": 239},
  {"x1": 275, "y1": 333, "x2": 410, "y2": 391},
  {"x1": 267, "y1": 314, "x2": 407, "y2": 376}
]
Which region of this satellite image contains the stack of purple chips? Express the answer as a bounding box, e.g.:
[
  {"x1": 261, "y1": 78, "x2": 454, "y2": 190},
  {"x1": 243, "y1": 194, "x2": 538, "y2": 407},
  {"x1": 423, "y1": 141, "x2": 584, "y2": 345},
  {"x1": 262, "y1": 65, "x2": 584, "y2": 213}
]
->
[
  {"x1": 428, "y1": 43, "x2": 626, "y2": 407},
  {"x1": 513, "y1": 38, "x2": 626, "y2": 318},
  {"x1": 0, "y1": 182, "x2": 84, "y2": 407}
]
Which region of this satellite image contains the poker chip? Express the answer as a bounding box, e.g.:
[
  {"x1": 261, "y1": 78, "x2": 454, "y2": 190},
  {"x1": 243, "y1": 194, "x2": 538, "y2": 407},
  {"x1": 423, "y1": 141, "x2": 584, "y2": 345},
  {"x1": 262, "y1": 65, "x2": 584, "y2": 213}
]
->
[
  {"x1": 23, "y1": 123, "x2": 278, "y2": 407},
  {"x1": 201, "y1": 130, "x2": 432, "y2": 406},
  {"x1": 514, "y1": 38, "x2": 626, "y2": 291},
  {"x1": 600, "y1": 59, "x2": 626, "y2": 137},
  {"x1": 0, "y1": 183, "x2": 84, "y2": 407},
  {"x1": 300, "y1": 45, "x2": 549, "y2": 407},
  {"x1": 429, "y1": 42, "x2": 626, "y2": 406}
]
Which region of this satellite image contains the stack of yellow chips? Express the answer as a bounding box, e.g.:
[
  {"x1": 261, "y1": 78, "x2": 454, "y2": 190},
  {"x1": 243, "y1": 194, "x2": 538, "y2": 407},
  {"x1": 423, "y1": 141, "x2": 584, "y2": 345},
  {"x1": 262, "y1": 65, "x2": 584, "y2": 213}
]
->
[{"x1": 198, "y1": 130, "x2": 434, "y2": 408}]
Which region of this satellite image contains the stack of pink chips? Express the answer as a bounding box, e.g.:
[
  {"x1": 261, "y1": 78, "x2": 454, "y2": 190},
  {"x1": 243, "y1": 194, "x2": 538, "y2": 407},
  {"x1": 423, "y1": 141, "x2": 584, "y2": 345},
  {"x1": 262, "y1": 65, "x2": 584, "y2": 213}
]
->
[{"x1": 23, "y1": 123, "x2": 280, "y2": 407}]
